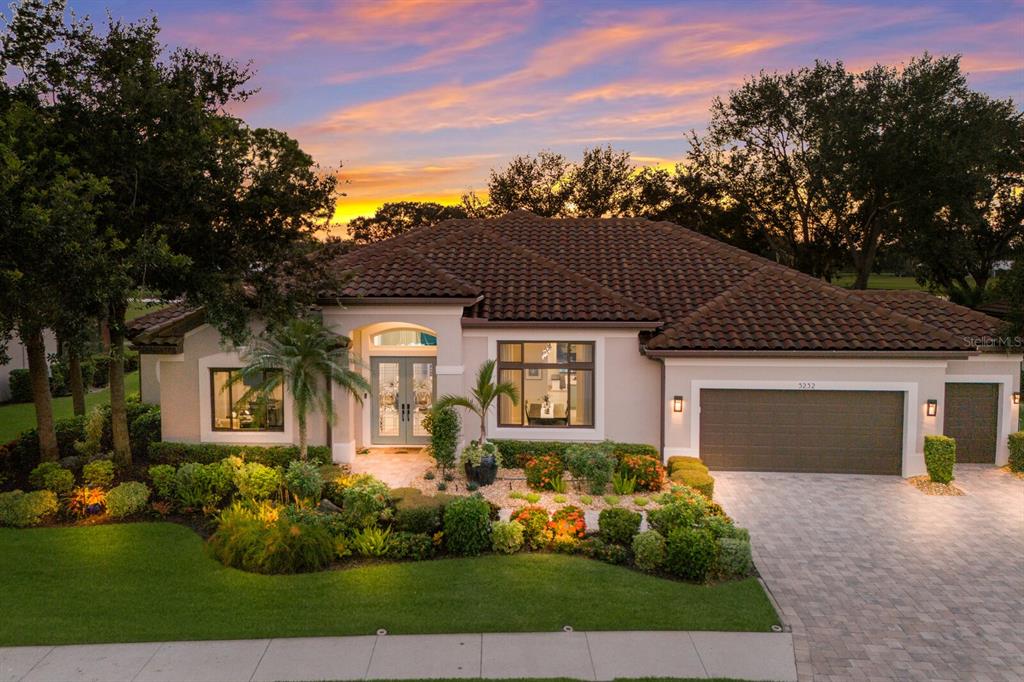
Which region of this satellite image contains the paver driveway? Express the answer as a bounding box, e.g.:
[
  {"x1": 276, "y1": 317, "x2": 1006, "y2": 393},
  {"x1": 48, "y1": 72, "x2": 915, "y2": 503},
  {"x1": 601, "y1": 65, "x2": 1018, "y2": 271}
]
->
[{"x1": 715, "y1": 465, "x2": 1024, "y2": 681}]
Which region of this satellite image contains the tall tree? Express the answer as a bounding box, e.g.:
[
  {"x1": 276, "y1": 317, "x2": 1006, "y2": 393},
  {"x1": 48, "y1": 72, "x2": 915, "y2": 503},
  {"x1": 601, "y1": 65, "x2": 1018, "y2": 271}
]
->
[
  {"x1": 485, "y1": 150, "x2": 571, "y2": 217},
  {"x1": 567, "y1": 145, "x2": 634, "y2": 217},
  {"x1": 348, "y1": 201, "x2": 467, "y2": 244},
  {"x1": 5, "y1": 2, "x2": 338, "y2": 466}
]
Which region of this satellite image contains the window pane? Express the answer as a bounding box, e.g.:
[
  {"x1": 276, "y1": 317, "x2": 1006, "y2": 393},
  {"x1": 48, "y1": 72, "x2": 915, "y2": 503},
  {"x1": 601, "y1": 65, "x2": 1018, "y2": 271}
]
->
[
  {"x1": 522, "y1": 368, "x2": 569, "y2": 426},
  {"x1": 499, "y1": 369, "x2": 522, "y2": 425},
  {"x1": 564, "y1": 343, "x2": 592, "y2": 363},
  {"x1": 498, "y1": 342, "x2": 522, "y2": 363},
  {"x1": 523, "y1": 342, "x2": 558, "y2": 363},
  {"x1": 212, "y1": 370, "x2": 233, "y2": 429},
  {"x1": 371, "y1": 329, "x2": 437, "y2": 346},
  {"x1": 569, "y1": 370, "x2": 593, "y2": 426},
  {"x1": 265, "y1": 374, "x2": 284, "y2": 428}
]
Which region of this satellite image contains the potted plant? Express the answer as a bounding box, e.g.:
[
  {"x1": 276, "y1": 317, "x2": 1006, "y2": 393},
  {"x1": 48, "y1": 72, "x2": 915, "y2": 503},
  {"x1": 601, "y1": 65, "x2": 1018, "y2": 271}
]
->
[{"x1": 463, "y1": 440, "x2": 499, "y2": 485}]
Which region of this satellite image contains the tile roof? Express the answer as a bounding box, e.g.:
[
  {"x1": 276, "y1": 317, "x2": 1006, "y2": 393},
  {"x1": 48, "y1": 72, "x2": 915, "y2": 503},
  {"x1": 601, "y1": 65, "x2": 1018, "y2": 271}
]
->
[
  {"x1": 851, "y1": 290, "x2": 1006, "y2": 346},
  {"x1": 126, "y1": 302, "x2": 203, "y2": 353},
  {"x1": 328, "y1": 211, "x2": 979, "y2": 353}
]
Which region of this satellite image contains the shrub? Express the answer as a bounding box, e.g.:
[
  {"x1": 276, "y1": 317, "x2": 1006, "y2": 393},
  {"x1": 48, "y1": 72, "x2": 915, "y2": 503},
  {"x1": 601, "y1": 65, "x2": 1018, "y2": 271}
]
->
[
  {"x1": 619, "y1": 454, "x2": 666, "y2": 491},
  {"x1": 566, "y1": 442, "x2": 617, "y2": 494},
  {"x1": 665, "y1": 527, "x2": 718, "y2": 582},
  {"x1": 351, "y1": 526, "x2": 394, "y2": 557},
  {"x1": 341, "y1": 474, "x2": 391, "y2": 528},
  {"x1": 75, "y1": 408, "x2": 107, "y2": 460},
  {"x1": 610, "y1": 443, "x2": 660, "y2": 462},
  {"x1": 670, "y1": 468, "x2": 715, "y2": 498},
  {"x1": 580, "y1": 537, "x2": 630, "y2": 565},
  {"x1": 9, "y1": 416, "x2": 87, "y2": 476},
  {"x1": 82, "y1": 459, "x2": 115, "y2": 488},
  {"x1": 89, "y1": 353, "x2": 110, "y2": 388},
  {"x1": 490, "y1": 439, "x2": 658, "y2": 469},
  {"x1": 602, "y1": 494, "x2": 619, "y2": 506},
  {"x1": 128, "y1": 405, "x2": 161, "y2": 459},
  {"x1": 443, "y1": 496, "x2": 492, "y2": 556},
  {"x1": 386, "y1": 531, "x2": 434, "y2": 561},
  {"x1": 285, "y1": 461, "x2": 324, "y2": 505},
  {"x1": 549, "y1": 505, "x2": 586, "y2": 541},
  {"x1": 667, "y1": 456, "x2": 707, "y2": 474},
  {"x1": 423, "y1": 406, "x2": 460, "y2": 474},
  {"x1": 703, "y1": 515, "x2": 747, "y2": 541},
  {"x1": 228, "y1": 458, "x2": 282, "y2": 501},
  {"x1": 148, "y1": 464, "x2": 177, "y2": 500},
  {"x1": 147, "y1": 442, "x2": 330, "y2": 467},
  {"x1": 524, "y1": 455, "x2": 563, "y2": 490},
  {"x1": 67, "y1": 486, "x2": 106, "y2": 517},
  {"x1": 524, "y1": 492, "x2": 541, "y2": 504},
  {"x1": 512, "y1": 505, "x2": 549, "y2": 550},
  {"x1": 632, "y1": 530, "x2": 667, "y2": 572},
  {"x1": 611, "y1": 470, "x2": 636, "y2": 495},
  {"x1": 924, "y1": 435, "x2": 956, "y2": 484},
  {"x1": 491, "y1": 520, "x2": 525, "y2": 554},
  {"x1": 647, "y1": 498, "x2": 706, "y2": 536},
  {"x1": 106, "y1": 482, "x2": 151, "y2": 518},
  {"x1": 598, "y1": 507, "x2": 642, "y2": 546},
  {"x1": 208, "y1": 502, "x2": 334, "y2": 574},
  {"x1": 29, "y1": 462, "x2": 73, "y2": 495},
  {"x1": 8, "y1": 369, "x2": 32, "y2": 403},
  {"x1": 717, "y1": 538, "x2": 754, "y2": 579},
  {"x1": 633, "y1": 496, "x2": 648, "y2": 506},
  {"x1": 175, "y1": 462, "x2": 233, "y2": 510},
  {"x1": 392, "y1": 488, "x2": 448, "y2": 534},
  {"x1": 1010, "y1": 432, "x2": 1024, "y2": 473},
  {"x1": 0, "y1": 490, "x2": 58, "y2": 526}
]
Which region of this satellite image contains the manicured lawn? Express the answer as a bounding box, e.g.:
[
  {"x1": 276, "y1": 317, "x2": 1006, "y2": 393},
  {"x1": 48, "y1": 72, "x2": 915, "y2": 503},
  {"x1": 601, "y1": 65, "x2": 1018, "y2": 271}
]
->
[
  {"x1": 0, "y1": 371, "x2": 139, "y2": 443},
  {"x1": 0, "y1": 522, "x2": 779, "y2": 646},
  {"x1": 832, "y1": 273, "x2": 927, "y2": 290}
]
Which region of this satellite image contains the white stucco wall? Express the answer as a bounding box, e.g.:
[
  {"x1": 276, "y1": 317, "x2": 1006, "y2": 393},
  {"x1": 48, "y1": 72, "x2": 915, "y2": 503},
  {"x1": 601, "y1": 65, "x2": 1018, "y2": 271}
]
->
[
  {"x1": 0, "y1": 331, "x2": 57, "y2": 403},
  {"x1": 139, "y1": 353, "x2": 161, "y2": 405}
]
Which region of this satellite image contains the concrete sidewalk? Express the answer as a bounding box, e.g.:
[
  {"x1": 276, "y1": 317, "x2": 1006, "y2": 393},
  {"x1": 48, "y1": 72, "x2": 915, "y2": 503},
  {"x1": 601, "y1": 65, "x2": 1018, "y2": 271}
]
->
[{"x1": 1, "y1": 631, "x2": 796, "y2": 682}]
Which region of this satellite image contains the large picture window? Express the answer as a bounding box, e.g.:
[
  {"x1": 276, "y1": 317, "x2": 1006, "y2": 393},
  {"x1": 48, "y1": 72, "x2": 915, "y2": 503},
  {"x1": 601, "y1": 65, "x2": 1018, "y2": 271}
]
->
[
  {"x1": 210, "y1": 369, "x2": 285, "y2": 432},
  {"x1": 497, "y1": 342, "x2": 594, "y2": 428}
]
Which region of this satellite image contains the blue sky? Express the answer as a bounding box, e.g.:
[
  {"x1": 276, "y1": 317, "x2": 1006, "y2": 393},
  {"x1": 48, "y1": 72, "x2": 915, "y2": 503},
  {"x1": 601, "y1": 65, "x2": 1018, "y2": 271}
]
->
[{"x1": 72, "y1": 0, "x2": 1024, "y2": 225}]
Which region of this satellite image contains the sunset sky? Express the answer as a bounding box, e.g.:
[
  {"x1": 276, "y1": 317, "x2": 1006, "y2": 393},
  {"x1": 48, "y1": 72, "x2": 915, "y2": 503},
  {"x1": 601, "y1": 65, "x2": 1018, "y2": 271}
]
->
[{"x1": 79, "y1": 0, "x2": 1023, "y2": 231}]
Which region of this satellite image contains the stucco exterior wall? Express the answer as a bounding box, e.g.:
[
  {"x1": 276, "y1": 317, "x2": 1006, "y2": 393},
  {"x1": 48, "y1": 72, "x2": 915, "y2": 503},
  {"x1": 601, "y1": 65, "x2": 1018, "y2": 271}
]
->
[
  {"x1": 139, "y1": 353, "x2": 161, "y2": 405},
  {"x1": 662, "y1": 354, "x2": 1023, "y2": 476},
  {"x1": 0, "y1": 331, "x2": 57, "y2": 403}
]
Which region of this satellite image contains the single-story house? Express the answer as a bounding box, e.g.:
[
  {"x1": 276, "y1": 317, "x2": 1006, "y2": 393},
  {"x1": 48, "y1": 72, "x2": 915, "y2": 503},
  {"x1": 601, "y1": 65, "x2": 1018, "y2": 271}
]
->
[{"x1": 129, "y1": 211, "x2": 1022, "y2": 476}]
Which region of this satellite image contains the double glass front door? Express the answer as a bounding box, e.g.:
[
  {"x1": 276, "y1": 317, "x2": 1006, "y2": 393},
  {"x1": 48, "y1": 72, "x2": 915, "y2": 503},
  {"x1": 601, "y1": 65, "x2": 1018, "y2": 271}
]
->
[{"x1": 371, "y1": 357, "x2": 436, "y2": 445}]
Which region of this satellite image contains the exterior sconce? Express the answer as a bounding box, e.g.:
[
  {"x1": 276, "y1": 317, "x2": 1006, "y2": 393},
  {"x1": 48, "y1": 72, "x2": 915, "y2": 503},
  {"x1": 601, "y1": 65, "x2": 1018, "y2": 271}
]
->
[
  {"x1": 1013, "y1": 392, "x2": 1020, "y2": 405},
  {"x1": 926, "y1": 399, "x2": 938, "y2": 417},
  {"x1": 672, "y1": 396, "x2": 684, "y2": 413}
]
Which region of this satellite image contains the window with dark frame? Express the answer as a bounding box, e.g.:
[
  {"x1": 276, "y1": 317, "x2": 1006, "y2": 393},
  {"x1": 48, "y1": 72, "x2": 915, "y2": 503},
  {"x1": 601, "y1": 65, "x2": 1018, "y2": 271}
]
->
[
  {"x1": 210, "y1": 368, "x2": 285, "y2": 432},
  {"x1": 497, "y1": 342, "x2": 595, "y2": 428}
]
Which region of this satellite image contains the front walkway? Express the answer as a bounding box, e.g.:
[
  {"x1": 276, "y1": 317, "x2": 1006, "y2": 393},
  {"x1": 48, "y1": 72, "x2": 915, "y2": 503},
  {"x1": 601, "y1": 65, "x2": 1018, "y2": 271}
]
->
[
  {"x1": 0, "y1": 631, "x2": 796, "y2": 681},
  {"x1": 348, "y1": 448, "x2": 433, "y2": 488},
  {"x1": 715, "y1": 465, "x2": 1024, "y2": 681}
]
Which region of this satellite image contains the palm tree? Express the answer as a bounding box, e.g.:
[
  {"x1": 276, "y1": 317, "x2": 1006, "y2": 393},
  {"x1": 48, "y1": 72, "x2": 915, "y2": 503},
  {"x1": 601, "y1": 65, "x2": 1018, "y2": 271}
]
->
[
  {"x1": 235, "y1": 317, "x2": 369, "y2": 461},
  {"x1": 436, "y1": 359, "x2": 518, "y2": 443}
]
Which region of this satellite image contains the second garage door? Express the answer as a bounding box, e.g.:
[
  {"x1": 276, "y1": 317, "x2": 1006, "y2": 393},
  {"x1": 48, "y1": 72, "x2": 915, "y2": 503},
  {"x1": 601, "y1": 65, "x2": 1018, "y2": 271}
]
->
[
  {"x1": 699, "y1": 389, "x2": 904, "y2": 474},
  {"x1": 943, "y1": 383, "x2": 998, "y2": 463}
]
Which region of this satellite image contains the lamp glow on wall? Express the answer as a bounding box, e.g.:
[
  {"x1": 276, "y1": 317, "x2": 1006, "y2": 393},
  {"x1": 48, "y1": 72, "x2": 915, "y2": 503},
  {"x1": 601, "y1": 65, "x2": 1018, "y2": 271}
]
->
[
  {"x1": 926, "y1": 399, "x2": 938, "y2": 417},
  {"x1": 673, "y1": 395, "x2": 684, "y2": 413},
  {"x1": 1014, "y1": 391, "x2": 1021, "y2": 405}
]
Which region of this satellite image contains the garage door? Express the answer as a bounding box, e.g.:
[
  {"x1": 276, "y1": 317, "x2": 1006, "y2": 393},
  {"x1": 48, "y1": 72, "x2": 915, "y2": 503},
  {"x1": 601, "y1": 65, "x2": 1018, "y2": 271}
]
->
[
  {"x1": 699, "y1": 389, "x2": 904, "y2": 474},
  {"x1": 943, "y1": 383, "x2": 998, "y2": 463}
]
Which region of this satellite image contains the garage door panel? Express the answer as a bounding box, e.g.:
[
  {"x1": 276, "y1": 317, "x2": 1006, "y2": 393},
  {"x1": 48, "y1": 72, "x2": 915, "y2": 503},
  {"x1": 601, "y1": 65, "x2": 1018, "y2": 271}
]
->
[
  {"x1": 943, "y1": 383, "x2": 997, "y2": 463},
  {"x1": 699, "y1": 389, "x2": 903, "y2": 474}
]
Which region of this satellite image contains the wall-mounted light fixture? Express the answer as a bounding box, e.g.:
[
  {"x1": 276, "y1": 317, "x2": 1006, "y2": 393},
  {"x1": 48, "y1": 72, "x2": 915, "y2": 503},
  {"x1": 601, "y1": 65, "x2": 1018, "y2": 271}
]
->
[
  {"x1": 672, "y1": 395, "x2": 684, "y2": 413},
  {"x1": 1013, "y1": 391, "x2": 1020, "y2": 405},
  {"x1": 926, "y1": 399, "x2": 938, "y2": 417}
]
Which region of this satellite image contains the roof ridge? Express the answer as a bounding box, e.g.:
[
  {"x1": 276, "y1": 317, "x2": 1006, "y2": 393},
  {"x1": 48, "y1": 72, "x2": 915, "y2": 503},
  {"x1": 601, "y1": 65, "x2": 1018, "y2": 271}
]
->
[{"x1": 468, "y1": 224, "x2": 662, "y2": 321}]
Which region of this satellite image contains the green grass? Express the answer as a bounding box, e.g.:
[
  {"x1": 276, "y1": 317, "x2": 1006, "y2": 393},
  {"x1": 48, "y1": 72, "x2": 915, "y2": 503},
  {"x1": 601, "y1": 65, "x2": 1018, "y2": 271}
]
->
[
  {"x1": 832, "y1": 273, "x2": 927, "y2": 290},
  {"x1": 0, "y1": 371, "x2": 139, "y2": 442},
  {"x1": 0, "y1": 523, "x2": 779, "y2": 646}
]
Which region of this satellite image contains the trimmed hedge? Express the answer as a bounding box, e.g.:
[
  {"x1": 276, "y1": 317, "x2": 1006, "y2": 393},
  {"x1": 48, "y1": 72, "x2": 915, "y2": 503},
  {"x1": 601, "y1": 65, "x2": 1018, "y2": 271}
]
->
[
  {"x1": 670, "y1": 467, "x2": 715, "y2": 498},
  {"x1": 924, "y1": 435, "x2": 956, "y2": 484},
  {"x1": 491, "y1": 439, "x2": 659, "y2": 469},
  {"x1": 1009, "y1": 432, "x2": 1024, "y2": 473},
  {"x1": 147, "y1": 442, "x2": 330, "y2": 467},
  {"x1": 667, "y1": 456, "x2": 707, "y2": 474}
]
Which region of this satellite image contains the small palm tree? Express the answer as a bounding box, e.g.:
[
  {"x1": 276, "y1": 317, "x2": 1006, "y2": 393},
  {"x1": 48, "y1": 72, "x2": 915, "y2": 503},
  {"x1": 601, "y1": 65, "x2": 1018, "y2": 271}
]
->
[
  {"x1": 436, "y1": 359, "x2": 518, "y2": 443},
  {"x1": 235, "y1": 317, "x2": 369, "y2": 461}
]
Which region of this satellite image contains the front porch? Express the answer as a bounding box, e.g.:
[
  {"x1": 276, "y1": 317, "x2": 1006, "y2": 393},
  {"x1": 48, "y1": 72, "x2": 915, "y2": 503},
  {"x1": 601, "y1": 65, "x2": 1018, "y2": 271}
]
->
[{"x1": 348, "y1": 447, "x2": 434, "y2": 488}]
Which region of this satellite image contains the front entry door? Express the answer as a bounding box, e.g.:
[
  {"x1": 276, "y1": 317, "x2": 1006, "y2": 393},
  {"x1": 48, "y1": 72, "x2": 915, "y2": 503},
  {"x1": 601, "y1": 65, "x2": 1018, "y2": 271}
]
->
[{"x1": 371, "y1": 357, "x2": 436, "y2": 445}]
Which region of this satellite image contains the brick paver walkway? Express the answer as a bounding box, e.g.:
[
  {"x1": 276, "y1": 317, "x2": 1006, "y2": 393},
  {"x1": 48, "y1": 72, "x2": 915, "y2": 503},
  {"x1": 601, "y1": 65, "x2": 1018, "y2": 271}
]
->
[
  {"x1": 349, "y1": 448, "x2": 432, "y2": 488},
  {"x1": 715, "y1": 465, "x2": 1024, "y2": 682}
]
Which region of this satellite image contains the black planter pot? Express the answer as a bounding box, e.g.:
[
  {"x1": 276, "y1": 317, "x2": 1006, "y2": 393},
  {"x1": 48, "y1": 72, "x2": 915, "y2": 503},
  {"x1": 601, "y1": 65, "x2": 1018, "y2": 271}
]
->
[{"x1": 464, "y1": 455, "x2": 498, "y2": 486}]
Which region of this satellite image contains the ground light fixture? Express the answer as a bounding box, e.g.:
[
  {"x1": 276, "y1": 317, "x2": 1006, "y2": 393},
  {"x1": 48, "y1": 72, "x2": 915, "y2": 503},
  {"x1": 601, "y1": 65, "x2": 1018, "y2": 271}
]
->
[
  {"x1": 673, "y1": 395, "x2": 684, "y2": 412},
  {"x1": 1013, "y1": 391, "x2": 1020, "y2": 405},
  {"x1": 926, "y1": 399, "x2": 938, "y2": 417}
]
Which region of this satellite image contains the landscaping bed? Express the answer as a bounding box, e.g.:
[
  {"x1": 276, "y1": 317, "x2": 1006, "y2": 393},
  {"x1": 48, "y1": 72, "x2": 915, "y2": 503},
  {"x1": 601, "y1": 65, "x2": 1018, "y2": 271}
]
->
[{"x1": 0, "y1": 522, "x2": 778, "y2": 646}]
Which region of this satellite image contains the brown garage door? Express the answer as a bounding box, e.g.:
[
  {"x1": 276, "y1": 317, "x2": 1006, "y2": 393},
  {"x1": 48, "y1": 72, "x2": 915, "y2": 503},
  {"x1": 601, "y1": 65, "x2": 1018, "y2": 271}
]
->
[
  {"x1": 943, "y1": 383, "x2": 998, "y2": 463},
  {"x1": 699, "y1": 389, "x2": 904, "y2": 474}
]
